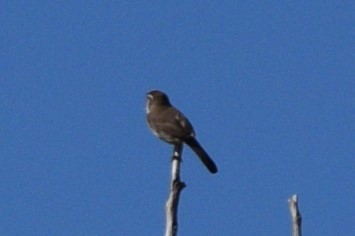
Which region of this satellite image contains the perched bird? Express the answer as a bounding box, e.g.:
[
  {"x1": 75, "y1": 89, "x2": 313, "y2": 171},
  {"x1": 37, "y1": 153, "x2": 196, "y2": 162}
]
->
[{"x1": 146, "y1": 90, "x2": 218, "y2": 174}]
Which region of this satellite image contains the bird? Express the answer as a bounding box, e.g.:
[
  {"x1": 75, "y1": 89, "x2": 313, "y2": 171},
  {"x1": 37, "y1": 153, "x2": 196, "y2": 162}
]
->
[{"x1": 146, "y1": 90, "x2": 218, "y2": 174}]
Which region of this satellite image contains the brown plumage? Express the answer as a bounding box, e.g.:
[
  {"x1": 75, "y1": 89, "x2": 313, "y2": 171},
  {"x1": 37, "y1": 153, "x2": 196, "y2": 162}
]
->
[{"x1": 146, "y1": 90, "x2": 218, "y2": 174}]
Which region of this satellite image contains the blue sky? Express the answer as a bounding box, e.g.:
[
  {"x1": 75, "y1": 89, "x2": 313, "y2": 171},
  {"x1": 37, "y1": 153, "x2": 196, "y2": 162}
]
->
[{"x1": 1, "y1": 1, "x2": 354, "y2": 235}]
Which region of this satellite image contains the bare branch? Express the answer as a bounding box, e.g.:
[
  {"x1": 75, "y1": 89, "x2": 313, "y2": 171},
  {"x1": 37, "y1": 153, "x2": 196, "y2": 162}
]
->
[
  {"x1": 165, "y1": 144, "x2": 186, "y2": 236},
  {"x1": 288, "y1": 194, "x2": 302, "y2": 236}
]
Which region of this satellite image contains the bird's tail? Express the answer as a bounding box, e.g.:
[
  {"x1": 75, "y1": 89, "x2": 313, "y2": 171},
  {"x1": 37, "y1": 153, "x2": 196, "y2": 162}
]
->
[{"x1": 184, "y1": 137, "x2": 218, "y2": 174}]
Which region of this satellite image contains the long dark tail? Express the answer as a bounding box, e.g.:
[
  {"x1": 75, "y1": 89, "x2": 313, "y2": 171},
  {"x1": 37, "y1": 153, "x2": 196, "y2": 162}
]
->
[{"x1": 184, "y1": 137, "x2": 218, "y2": 174}]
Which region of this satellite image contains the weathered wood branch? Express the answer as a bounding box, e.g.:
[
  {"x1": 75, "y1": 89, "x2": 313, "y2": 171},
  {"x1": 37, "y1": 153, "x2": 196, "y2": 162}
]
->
[
  {"x1": 165, "y1": 144, "x2": 186, "y2": 236},
  {"x1": 288, "y1": 194, "x2": 302, "y2": 236}
]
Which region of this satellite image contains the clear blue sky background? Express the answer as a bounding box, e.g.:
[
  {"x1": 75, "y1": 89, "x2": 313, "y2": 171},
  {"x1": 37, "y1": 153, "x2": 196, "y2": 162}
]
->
[{"x1": 1, "y1": 1, "x2": 354, "y2": 235}]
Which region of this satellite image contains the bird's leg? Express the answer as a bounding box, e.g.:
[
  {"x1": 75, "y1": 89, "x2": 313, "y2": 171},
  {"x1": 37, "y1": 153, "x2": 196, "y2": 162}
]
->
[{"x1": 172, "y1": 143, "x2": 183, "y2": 162}]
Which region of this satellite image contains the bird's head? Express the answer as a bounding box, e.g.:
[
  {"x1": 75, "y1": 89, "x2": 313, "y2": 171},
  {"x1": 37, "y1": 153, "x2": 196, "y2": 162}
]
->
[{"x1": 146, "y1": 90, "x2": 172, "y2": 113}]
